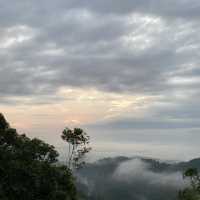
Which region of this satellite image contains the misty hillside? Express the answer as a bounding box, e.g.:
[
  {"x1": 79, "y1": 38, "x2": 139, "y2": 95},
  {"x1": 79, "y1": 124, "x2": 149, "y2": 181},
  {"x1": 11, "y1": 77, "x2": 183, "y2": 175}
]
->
[{"x1": 76, "y1": 157, "x2": 200, "y2": 200}]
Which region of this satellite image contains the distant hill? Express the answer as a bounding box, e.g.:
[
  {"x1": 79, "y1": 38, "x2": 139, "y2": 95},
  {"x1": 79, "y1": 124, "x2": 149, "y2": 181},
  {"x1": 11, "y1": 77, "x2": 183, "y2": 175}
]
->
[{"x1": 76, "y1": 156, "x2": 200, "y2": 200}]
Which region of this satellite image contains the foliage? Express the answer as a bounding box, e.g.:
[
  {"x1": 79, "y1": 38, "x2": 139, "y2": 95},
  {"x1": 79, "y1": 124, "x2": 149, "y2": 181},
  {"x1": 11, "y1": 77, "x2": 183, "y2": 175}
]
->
[
  {"x1": 61, "y1": 127, "x2": 91, "y2": 170},
  {"x1": 0, "y1": 113, "x2": 77, "y2": 200},
  {"x1": 179, "y1": 168, "x2": 200, "y2": 200}
]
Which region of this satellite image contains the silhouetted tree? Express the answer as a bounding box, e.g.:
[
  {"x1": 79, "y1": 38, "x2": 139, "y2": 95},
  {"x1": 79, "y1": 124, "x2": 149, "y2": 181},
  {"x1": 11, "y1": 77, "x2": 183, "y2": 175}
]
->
[
  {"x1": 179, "y1": 168, "x2": 200, "y2": 200},
  {"x1": 61, "y1": 127, "x2": 91, "y2": 170},
  {"x1": 0, "y1": 113, "x2": 77, "y2": 200}
]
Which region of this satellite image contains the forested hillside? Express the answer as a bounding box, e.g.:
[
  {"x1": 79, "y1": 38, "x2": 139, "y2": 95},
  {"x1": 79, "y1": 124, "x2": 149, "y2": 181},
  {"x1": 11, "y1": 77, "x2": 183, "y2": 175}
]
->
[{"x1": 77, "y1": 157, "x2": 200, "y2": 200}]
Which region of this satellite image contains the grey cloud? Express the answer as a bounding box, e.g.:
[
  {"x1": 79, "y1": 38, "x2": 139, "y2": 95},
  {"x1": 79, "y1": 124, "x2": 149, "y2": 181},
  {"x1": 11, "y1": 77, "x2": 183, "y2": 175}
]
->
[
  {"x1": 47, "y1": 0, "x2": 200, "y2": 19},
  {"x1": 1, "y1": 0, "x2": 200, "y2": 19},
  {"x1": 89, "y1": 117, "x2": 200, "y2": 130},
  {"x1": 88, "y1": 89, "x2": 200, "y2": 130},
  {"x1": 0, "y1": 0, "x2": 200, "y2": 112}
]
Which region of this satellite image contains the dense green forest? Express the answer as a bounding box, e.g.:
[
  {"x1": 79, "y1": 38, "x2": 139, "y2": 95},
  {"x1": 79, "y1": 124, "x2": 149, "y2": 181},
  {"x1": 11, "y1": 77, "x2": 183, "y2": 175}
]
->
[{"x1": 0, "y1": 113, "x2": 76, "y2": 200}]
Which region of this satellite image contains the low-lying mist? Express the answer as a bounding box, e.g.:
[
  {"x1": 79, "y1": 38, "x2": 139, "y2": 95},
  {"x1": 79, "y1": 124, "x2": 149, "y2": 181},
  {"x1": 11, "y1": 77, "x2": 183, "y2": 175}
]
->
[
  {"x1": 76, "y1": 156, "x2": 199, "y2": 200},
  {"x1": 113, "y1": 158, "x2": 184, "y2": 188}
]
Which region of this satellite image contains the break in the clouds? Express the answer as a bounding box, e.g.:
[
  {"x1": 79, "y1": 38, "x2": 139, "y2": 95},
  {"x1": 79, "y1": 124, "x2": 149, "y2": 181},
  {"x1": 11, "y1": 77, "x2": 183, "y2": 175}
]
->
[{"x1": 0, "y1": 0, "x2": 200, "y2": 159}]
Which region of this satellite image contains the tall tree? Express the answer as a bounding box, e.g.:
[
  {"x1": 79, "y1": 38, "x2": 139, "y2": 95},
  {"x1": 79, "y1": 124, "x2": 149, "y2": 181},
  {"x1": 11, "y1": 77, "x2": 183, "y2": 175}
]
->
[
  {"x1": 0, "y1": 113, "x2": 77, "y2": 200},
  {"x1": 61, "y1": 127, "x2": 91, "y2": 170}
]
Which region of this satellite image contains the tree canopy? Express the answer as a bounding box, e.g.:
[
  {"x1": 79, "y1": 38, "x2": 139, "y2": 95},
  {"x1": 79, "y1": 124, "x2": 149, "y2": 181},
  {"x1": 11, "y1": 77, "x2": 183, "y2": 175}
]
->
[
  {"x1": 0, "y1": 113, "x2": 77, "y2": 200},
  {"x1": 61, "y1": 127, "x2": 91, "y2": 170},
  {"x1": 179, "y1": 168, "x2": 200, "y2": 200}
]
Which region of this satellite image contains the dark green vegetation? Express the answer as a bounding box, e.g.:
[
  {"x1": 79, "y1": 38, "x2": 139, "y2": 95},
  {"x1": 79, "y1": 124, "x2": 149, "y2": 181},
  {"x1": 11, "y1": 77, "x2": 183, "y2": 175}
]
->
[
  {"x1": 0, "y1": 113, "x2": 77, "y2": 200},
  {"x1": 62, "y1": 127, "x2": 91, "y2": 170},
  {"x1": 76, "y1": 157, "x2": 200, "y2": 200},
  {"x1": 179, "y1": 168, "x2": 200, "y2": 200}
]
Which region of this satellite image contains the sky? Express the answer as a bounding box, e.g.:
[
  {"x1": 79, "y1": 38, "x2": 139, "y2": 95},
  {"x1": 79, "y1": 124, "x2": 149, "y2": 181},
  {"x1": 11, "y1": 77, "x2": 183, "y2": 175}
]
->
[{"x1": 0, "y1": 0, "x2": 200, "y2": 161}]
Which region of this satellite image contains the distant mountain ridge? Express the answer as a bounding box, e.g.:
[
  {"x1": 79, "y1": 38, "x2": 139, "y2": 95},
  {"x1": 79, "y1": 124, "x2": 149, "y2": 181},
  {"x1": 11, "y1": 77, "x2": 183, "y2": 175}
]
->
[{"x1": 77, "y1": 156, "x2": 200, "y2": 200}]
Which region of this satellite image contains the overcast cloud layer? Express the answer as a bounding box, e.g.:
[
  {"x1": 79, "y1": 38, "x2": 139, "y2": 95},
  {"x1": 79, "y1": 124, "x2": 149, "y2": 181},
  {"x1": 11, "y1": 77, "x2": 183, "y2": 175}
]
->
[{"x1": 0, "y1": 0, "x2": 200, "y2": 159}]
